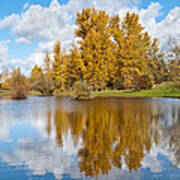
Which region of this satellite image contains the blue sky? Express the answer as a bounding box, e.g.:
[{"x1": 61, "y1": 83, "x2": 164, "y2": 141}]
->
[
  {"x1": 0, "y1": 0, "x2": 68, "y2": 17},
  {"x1": 139, "y1": 0, "x2": 180, "y2": 21},
  {"x1": 0, "y1": 0, "x2": 179, "y2": 21},
  {"x1": 0, "y1": 0, "x2": 179, "y2": 73}
]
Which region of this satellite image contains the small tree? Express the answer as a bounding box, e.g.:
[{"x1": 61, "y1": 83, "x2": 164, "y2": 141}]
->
[
  {"x1": 1, "y1": 68, "x2": 10, "y2": 89},
  {"x1": 10, "y1": 68, "x2": 28, "y2": 99},
  {"x1": 29, "y1": 65, "x2": 54, "y2": 95}
]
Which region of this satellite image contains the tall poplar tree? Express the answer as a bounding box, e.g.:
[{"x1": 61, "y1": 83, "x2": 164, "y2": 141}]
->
[
  {"x1": 52, "y1": 41, "x2": 69, "y2": 91},
  {"x1": 76, "y1": 8, "x2": 116, "y2": 90},
  {"x1": 112, "y1": 12, "x2": 152, "y2": 89}
]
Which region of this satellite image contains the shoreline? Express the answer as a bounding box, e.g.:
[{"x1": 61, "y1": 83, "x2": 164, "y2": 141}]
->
[{"x1": 1, "y1": 88, "x2": 180, "y2": 99}]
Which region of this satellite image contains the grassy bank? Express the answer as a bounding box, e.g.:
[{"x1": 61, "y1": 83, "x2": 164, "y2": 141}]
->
[
  {"x1": 94, "y1": 87, "x2": 180, "y2": 98},
  {"x1": 1, "y1": 85, "x2": 180, "y2": 99}
]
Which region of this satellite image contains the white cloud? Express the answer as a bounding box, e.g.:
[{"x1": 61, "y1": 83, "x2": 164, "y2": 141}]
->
[
  {"x1": 0, "y1": 0, "x2": 139, "y2": 45},
  {"x1": 0, "y1": 14, "x2": 19, "y2": 30},
  {"x1": 139, "y1": 3, "x2": 180, "y2": 46},
  {"x1": 1, "y1": 137, "x2": 80, "y2": 180},
  {"x1": 0, "y1": 1, "x2": 73, "y2": 45},
  {"x1": 139, "y1": 2, "x2": 163, "y2": 30}
]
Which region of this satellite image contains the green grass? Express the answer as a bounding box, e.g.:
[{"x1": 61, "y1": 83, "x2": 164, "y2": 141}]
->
[{"x1": 94, "y1": 87, "x2": 180, "y2": 98}]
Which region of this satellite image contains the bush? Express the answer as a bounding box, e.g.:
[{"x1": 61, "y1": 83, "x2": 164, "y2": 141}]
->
[
  {"x1": 31, "y1": 73, "x2": 54, "y2": 95},
  {"x1": 72, "y1": 81, "x2": 92, "y2": 100},
  {"x1": 10, "y1": 68, "x2": 28, "y2": 99},
  {"x1": 29, "y1": 65, "x2": 55, "y2": 96}
]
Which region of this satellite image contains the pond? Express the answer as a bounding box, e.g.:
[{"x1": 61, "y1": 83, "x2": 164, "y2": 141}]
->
[{"x1": 0, "y1": 97, "x2": 180, "y2": 180}]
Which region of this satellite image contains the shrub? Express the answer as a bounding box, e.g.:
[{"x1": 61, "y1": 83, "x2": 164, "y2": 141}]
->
[
  {"x1": 72, "y1": 81, "x2": 92, "y2": 100},
  {"x1": 29, "y1": 65, "x2": 55, "y2": 96},
  {"x1": 10, "y1": 68, "x2": 28, "y2": 99}
]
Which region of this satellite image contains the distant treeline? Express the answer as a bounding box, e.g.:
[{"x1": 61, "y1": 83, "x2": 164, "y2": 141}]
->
[{"x1": 1, "y1": 8, "x2": 180, "y2": 98}]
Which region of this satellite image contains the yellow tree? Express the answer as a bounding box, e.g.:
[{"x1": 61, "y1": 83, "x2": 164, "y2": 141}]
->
[
  {"x1": 29, "y1": 65, "x2": 43, "y2": 93},
  {"x1": 43, "y1": 51, "x2": 55, "y2": 93},
  {"x1": 147, "y1": 38, "x2": 166, "y2": 84},
  {"x1": 52, "y1": 41, "x2": 69, "y2": 91},
  {"x1": 10, "y1": 68, "x2": 28, "y2": 99},
  {"x1": 67, "y1": 43, "x2": 85, "y2": 86},
  {"x1": 1, "y1": 67, "x2": 10, "y2": 89},
  {"x1": 110, "y1": 14, "x2": 124, "y2": 89},
  {"x1": 44, "y1": 51, "x2": 51, "y2": 73},
  {"x1": 29, "y1": 63, "x2": 54, "y2": 95},
  {"x1": 112, "y1": 12, "x2": 152, "y2": 89},
  {"x1": 75, "y1": 8, "x2": 117, "y2": 90},
  {"x1": 167, "y1": 38, "x2": 180, "y2": 86}
]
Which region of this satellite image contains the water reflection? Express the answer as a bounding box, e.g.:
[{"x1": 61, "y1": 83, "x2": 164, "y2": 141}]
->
[
  {"x1": 0, "y1": 97, "x2": 180, "y2": 179},
  {"x1": 51, "y1": 98, "x2": 161, "y2": 177}
]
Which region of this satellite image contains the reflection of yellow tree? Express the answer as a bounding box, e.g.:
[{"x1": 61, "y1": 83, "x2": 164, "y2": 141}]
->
[
  {"x1": 54, "y1": 109, "x2": 69, "y2": 147},
  {"x1": 50, "y1": 98, "x2": 160, "y2": 177}
]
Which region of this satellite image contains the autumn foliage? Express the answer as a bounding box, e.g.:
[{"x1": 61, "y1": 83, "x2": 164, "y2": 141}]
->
[
  {"x1": 9, "y1": 68, "x2": 28, "y2": 99},
  {"x1": 48, "y1": 8, "x2": 167, "y2": 95},
  {"x1": 2, "y1": 8, "x2": 179, "y2": 99}
]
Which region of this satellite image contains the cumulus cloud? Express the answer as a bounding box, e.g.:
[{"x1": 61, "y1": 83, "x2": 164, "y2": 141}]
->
[
  {"x1": 0, "y1": 0, "x2": 139, "y2": 45},
  {"x1": 139, "y1": 2, "x2": 163, "y2": 31},
  {"x1": 0, "y1": 0, "x2": 74, "y2": 44},
  {"x1": 139, "y1": 3, "x2": 180, "y2": 46},
  {"x1": 1, "y1": 138, "x2": 81, "y2": 180}
]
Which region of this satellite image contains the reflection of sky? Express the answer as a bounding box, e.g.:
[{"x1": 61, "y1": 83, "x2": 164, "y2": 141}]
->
[
  {"x1": 0, "y1": 97, "x2": 180, "y2": 179},
  {"x1": 0, "y1": 123, "x2": 81, "y2": 180}
]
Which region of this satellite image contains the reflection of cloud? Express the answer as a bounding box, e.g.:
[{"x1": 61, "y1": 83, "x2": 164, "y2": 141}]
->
[
  {"x1": 0, "y1": 118, "x2": 10, "y2": 142},
  {"x1": 0, "y1": 97, "x2": 53, "y2": 141},
  {"x1": 1, "y1": 136, "x2": 81, "y2": 180},
  {"x1": 142, "y1": 147, "x2": 163, "y2": 172},
  {"x1": 0, "y1": 101, "x2": 12, "y2": 142}
]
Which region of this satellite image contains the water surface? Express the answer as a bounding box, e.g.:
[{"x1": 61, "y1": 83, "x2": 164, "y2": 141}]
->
[{"x1": 0, "y1": 97, "x2": 180, "y2": 180}]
